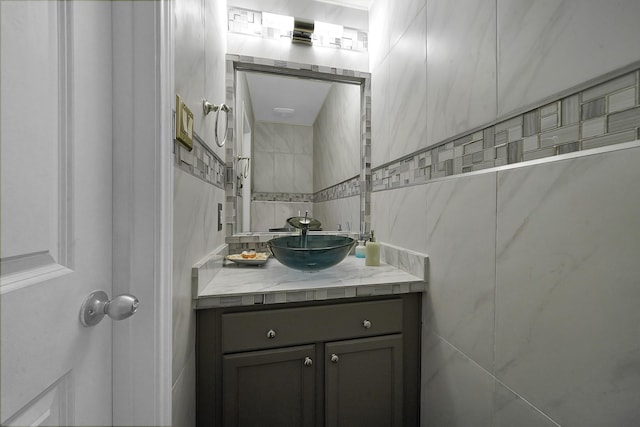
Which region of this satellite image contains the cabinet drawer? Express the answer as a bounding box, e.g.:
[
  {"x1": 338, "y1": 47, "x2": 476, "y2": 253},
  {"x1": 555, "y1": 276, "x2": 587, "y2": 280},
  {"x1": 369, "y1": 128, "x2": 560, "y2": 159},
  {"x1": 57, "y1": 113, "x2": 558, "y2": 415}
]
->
[{"x1": 221, "y1": 299, "x2": 402, "y2": 353}]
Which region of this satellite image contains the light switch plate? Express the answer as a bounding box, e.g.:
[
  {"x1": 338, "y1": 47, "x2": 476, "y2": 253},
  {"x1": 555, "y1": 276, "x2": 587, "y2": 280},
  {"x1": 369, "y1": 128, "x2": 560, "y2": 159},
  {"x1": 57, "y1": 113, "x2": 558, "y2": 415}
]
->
[{"x1": 175, "y1": 94, "x2": 194, "y2": 151}]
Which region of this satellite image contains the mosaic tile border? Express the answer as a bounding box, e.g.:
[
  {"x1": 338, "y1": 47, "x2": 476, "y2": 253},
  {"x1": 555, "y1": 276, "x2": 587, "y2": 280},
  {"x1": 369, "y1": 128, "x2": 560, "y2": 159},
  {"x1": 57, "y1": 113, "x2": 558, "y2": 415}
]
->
[
  {"x1": 224, "y1": 54, "x2": 372, "y2": 237},
  {"x1": 373, "y1": 69, "x2": 640, "y2": 191},
  {"x1": 174, "y1": 132, "x2": 226, "y2": 189},
  {"x1": 252, "y1": 192, "x2": 314, "y2": 202},
  {"x1": 313, "y1": 175, "x2": 360, "y2": 202}
]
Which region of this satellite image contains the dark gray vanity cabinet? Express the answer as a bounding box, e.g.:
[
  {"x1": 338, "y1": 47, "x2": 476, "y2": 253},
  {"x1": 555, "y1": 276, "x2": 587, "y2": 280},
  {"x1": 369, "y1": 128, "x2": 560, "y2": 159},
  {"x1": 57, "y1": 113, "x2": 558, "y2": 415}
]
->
[
  {"x1": 222, "y1": 345, "x2": 317, "y2": 427},
  {"x1": 325, "y1": 335, "x2": 403, "y2": 427},
  {"x1": 196, "y1": 294, "x2": 421, "y2": 427}
]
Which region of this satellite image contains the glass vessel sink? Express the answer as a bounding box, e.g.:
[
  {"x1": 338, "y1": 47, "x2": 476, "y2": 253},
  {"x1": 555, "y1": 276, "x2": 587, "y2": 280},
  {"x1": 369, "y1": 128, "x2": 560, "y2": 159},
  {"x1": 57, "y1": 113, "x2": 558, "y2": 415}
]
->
[{"x1": 267, "y1": 235, "x2": 356, "y2": 271}]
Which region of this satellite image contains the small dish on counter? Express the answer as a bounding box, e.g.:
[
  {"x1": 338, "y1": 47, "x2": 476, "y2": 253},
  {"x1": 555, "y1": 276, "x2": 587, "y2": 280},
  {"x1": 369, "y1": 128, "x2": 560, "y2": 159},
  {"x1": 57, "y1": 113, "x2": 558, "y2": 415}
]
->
[{"x1": 225, "y1": 252, "x2": 270, "y2": 266}]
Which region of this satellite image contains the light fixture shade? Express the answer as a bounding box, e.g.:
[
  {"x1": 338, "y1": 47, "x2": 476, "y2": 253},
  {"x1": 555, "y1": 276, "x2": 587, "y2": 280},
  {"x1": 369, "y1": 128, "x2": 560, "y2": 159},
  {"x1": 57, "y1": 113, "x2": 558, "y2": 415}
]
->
[
  {"x1": 292, "y1": 18, "x2": 314, "y2": 45},
  {"x1": 262, "y1": 12, "x2": 293, "y2": 34}
]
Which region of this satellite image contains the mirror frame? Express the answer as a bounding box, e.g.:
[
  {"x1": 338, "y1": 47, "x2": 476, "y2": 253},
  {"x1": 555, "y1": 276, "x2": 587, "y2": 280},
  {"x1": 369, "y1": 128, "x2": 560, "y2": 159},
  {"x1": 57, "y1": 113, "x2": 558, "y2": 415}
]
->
[{"x1": 224, "y1": 54, "x2": 371, "y2": 237}]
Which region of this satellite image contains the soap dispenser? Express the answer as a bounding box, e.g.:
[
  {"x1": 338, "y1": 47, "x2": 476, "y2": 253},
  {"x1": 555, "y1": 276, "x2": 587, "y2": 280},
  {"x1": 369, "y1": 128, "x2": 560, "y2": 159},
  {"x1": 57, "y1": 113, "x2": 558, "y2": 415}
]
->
[
  {"x1": 355, "y1": 239, "x2": 366, "y2": 258},
  {"x1": 365, "y1": 230, "x2": 380, "y2": 266}
]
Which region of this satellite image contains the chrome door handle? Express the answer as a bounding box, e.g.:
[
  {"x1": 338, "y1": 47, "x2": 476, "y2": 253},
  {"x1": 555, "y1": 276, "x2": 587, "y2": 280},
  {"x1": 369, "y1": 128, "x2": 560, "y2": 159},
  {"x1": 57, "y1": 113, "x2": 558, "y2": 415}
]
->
[{"x1": 80, "y1": 291, "x2": 139, "y2": 327}]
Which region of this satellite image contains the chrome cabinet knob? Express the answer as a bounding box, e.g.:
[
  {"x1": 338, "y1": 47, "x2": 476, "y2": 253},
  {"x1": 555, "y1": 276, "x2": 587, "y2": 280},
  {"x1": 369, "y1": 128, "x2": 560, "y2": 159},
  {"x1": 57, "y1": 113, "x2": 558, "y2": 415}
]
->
[
  {"x1": 80, "y1": 291, "x2": 139, "y2": 327},
  {"x1": 330, "y1": 354, "x2": 339, "y2": 364},
  {"x1": 363, "y1": 319, "x2": 372, "y2": 329},
  {"x1": 304, "y1": 357, "x2": 313, "y2": 367},
  {"x1": 266, "y1": 329, "x2": 277, "y2": 339}
]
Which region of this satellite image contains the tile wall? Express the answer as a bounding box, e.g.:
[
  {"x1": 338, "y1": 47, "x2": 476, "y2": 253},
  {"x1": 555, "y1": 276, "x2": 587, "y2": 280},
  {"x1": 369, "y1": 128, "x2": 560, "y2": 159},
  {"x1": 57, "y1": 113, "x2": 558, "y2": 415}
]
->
[
  {"x1": 174, "y1": 134, "x2": 226, "y2": 190},
  {"x1": 313, "y1": 82, "x2": 361, "y2": 190},
  {"x1": 373, "y1": 70, "x2": 640, "y2": 191},
  {"x1": 173, "y1": 0, "x2": 227, "y2": 425},
  {"x1": 253, "y1": 122, "x2": 314, "y2": 194},
  {"x1": 368, "y1": 0, "x2": 640, "y2": 425},
  {"x1": 373, "y1": 142, "x2": 640, "y2": 426}
]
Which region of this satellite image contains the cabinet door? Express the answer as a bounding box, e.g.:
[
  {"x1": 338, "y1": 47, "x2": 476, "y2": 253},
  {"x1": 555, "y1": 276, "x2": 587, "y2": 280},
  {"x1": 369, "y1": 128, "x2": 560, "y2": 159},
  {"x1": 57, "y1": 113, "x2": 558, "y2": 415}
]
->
[
  {"x1": 325, "y1": 335, "x2": 403, "y2": 427},
  {"x1": 223, "y1": 345, "x2": 316, "y2": 427}
]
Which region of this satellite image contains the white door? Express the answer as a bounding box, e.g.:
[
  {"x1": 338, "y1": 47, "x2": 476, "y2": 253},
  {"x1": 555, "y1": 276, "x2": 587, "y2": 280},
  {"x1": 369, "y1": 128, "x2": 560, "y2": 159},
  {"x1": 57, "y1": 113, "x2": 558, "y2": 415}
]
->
[{"x1": 1, "y1": 1, "x2": 117, "y2": 424}]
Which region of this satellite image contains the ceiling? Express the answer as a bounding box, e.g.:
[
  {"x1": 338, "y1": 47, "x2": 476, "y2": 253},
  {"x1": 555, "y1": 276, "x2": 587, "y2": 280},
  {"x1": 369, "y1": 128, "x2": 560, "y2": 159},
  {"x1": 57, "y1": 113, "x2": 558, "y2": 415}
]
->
[{"x1": 245, "y1": 72, "x2": 334, "y2": 126}]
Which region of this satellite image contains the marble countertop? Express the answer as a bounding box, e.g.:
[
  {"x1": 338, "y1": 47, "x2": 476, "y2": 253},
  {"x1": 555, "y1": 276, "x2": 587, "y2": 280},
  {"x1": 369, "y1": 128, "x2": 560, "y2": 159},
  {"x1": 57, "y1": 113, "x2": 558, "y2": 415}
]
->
[{"x1": 195, "y1": 254, "x2": 427, "y2": 309}]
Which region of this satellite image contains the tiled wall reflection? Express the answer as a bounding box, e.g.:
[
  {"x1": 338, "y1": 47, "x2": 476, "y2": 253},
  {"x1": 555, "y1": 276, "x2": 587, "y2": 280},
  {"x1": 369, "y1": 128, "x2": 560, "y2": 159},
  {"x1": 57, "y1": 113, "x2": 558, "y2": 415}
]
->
[
  {"x1": 174, "y1": 133, "x2": 226, "y2": 189},
  {"x1": 251, "y1": 175, "x2": 360, "y2": 203},
  {"x1": 373, "y1": 70, "x2": 640, "y2": 191},
  {"x1": 224, "y1": 54, "x2": 372, "y2": 236},
  {"x1": 313, "y1": 175, "x2": 360, "y2": 202},
  {"x1": 252, "y1": 192, "x2": 313, "y2": 202}
]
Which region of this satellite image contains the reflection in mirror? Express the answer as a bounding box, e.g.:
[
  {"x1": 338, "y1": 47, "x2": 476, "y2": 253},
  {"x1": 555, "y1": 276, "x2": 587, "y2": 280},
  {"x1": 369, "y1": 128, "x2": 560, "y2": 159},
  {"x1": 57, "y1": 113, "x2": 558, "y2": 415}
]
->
[{"x1": 231, "y1": 60, "x2": 366, "y2": 235}]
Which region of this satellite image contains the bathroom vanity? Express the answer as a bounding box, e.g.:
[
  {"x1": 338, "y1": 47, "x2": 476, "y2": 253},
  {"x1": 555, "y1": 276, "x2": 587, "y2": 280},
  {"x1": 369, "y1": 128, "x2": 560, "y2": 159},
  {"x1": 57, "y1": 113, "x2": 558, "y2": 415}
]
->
[{"x1": 194, "y1": 248, "x2": 427, "y2": 427}]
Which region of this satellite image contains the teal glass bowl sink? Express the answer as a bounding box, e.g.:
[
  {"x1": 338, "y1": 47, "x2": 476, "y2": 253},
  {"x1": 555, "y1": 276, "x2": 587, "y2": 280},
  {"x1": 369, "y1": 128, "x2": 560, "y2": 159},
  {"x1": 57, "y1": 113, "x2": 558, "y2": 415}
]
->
[{"x1": 267, "y1": 235, "x2": 356, "y2": 272}]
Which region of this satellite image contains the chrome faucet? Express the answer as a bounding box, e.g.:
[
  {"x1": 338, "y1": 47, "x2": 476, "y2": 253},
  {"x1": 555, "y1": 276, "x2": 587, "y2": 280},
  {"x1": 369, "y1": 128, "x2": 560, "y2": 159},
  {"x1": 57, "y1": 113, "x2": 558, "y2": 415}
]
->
[{"x1": 300, "y1": 211, "x2": 311, "y2": 247}]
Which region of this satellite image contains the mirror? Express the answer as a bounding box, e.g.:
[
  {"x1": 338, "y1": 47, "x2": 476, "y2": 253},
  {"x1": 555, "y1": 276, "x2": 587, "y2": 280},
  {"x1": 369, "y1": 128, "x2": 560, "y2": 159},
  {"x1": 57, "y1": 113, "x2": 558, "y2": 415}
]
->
[{"x1": 226, "y1": 56, "x2": 371, "y2": 236}]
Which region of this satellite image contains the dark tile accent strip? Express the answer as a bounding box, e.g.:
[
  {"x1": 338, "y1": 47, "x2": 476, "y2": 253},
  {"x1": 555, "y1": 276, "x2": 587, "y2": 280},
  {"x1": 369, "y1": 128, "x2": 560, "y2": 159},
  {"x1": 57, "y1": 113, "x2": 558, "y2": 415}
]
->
[
  {"x1": 608, "y1": 107, "x2": 640, "y2": 133},
  {"x1": 581, "y1": 97, "x2": 606, "y2": 120},
  {"x1": 174, "y1": 133, "x2": 226, "y2": 189},
  {"x1": 523, "y1": 110, "x2": 540, "y2": 137}
]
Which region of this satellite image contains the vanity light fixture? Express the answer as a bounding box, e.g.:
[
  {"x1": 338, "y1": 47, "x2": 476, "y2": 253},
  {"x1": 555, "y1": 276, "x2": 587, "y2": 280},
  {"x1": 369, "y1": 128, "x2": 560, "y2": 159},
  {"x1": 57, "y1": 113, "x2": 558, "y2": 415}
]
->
[
  {"x1": 261, "y1": 12, "x2": 293, "y2": 38},
  {"x1": 292, "y1": 18, "x2": 314, "y2": 45},
  {"x1": 228, "y1": 7, "x2": 368, "y2": 52},
  {"x1": 313, "y1": 21, "x2": 343, "y2": 47}
]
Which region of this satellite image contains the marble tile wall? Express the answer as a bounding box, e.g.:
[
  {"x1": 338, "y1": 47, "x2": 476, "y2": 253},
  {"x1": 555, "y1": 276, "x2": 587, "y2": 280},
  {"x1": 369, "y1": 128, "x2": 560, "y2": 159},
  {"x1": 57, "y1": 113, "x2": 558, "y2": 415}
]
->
[
  {"x1": 253, "y1": 121, "x2": 313, "y2": 194},
  {"x1": 372, "y1": 69, "x2": 640, "y2": 191},
  {"x1": 497, "y1": 0, "x2": 640, "y2": 117},
  {"x1": 370, "y1": 1, "x2": 640, "y2": 423},
  {"x1": 426, "y1": 0, "x2": 497, "y2": 148},
  {"x1": 370, "y1": 0, "x2": 640, "y2": 169},
  {"x1": 250, "y1": 200, "x2": 312, "y2": 232},
  {"x1": 173, "y1": 0, "x2": 227, "y2": 425},
  {"x1": 372, "y1": 143, "x2": 640, "y2": 426},
  {"x1": 494, "y1": 146, "x2": 640, "y2": 425},
  {"x1": 172, "y1": 168, "x2": 226, "y2": 426},
  {"x1": 313, "y1": 82, "x2": 361, "y2": 190},
  {"x1": 174, "y1": 135, "x2": 226, "y2": 190},
  {"x1": 312, "y1": 195, "x2": 360, "y2": 235}
]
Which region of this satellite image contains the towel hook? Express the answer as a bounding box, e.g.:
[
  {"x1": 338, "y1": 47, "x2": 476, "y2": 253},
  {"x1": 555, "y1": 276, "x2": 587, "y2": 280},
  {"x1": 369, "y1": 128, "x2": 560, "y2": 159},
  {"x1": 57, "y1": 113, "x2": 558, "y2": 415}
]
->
[{"x1": 203, "y1": 99, "x2": 230, "y2": 147}]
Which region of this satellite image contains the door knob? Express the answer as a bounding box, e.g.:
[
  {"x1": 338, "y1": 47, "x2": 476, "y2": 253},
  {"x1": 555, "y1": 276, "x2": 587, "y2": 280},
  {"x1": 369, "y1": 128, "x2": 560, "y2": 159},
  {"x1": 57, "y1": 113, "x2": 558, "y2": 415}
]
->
[
  {"x1": 330, "y1": 354, "x2": 339, "y2": 363},
  {"x1": 80, "y1": 291, "x2": 139, "y2": 327}
]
